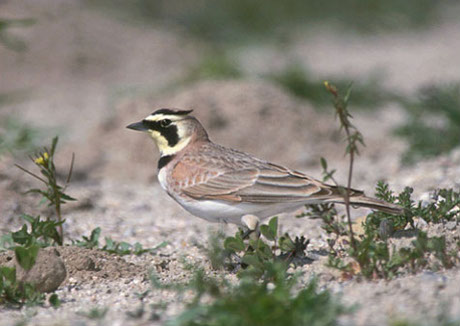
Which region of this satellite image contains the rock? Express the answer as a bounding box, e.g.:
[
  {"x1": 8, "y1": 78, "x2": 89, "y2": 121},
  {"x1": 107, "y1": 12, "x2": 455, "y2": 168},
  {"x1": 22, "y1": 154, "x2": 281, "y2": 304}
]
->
[
  {"x1": 445, "y1": 221, "x2": 457, "y2": 231},
  {"x1": 14, "y1": 247, "x2": 67, "y2": 293},
  {"x1": 413, "y1": 217, "x2": 428, "y2": 229}
]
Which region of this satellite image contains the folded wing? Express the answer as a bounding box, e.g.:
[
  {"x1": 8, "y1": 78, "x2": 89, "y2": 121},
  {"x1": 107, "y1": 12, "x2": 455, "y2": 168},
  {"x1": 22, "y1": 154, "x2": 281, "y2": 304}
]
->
[{"x1": 182, "y1": 163, "x2": 339, "y2": 203}]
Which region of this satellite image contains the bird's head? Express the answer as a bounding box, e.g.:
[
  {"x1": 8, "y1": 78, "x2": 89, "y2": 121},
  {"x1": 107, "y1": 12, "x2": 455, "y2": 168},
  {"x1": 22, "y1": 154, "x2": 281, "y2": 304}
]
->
[{"x1": 127, "y1": 108, "x2": 208, "y2": 156}]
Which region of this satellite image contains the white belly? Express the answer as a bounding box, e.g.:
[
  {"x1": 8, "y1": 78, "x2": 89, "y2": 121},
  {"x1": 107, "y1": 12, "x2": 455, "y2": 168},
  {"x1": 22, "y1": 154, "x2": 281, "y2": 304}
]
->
[
  {"x1": 173, "y1": 195, "x2": 304, "y2": 225},
  {"x1": 157, "y1": 168, "x2": 304, "y2": 225}
]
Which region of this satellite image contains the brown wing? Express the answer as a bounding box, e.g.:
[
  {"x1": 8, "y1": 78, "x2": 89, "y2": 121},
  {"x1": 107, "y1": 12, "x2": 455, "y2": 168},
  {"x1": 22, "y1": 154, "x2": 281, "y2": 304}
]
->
[
  {"x1": 181, "y1": 160, "x2": 336, "y2": 203},
  {"x1": 181, "y1": 168, "x2": 259, "y2": 201}
]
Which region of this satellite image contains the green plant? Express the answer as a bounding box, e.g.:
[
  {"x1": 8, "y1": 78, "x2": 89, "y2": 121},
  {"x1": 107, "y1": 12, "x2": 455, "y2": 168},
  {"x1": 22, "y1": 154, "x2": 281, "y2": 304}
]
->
[
  {"x1": 416, "y1": 189, "x2": 460, "y2": 224},
  {"x1": 323, "y1": 81, "x2": 365, "y2": 252},
  {"x1": 297, "y1": 203, "x2": 346, "y2": 254},
  {"x1": 78, "y1": 306, "x2": 109, "y2": 320},
  {"x1": 323, "y1": 183, "x2": 459, "y2": 279},
  {"x1": 269, "y1": 64, "x2": 397, "y2": 108},
  {"x1": 184, "y1": 51, "x2": 243, "y2": 83},
  {"x1": 312, "y1": 82, "x2": 459, "y2": 279},
  {"x1": 49, "y1": 293, "x2": 61, "y2": 308},
  {"x1": 365, "y1": 183, "x2": 460, "y2": 236},
  {"x1": 0, "y1": 214, "x2": 64, "y2": 307},
  {"x1": 73, "y1": 227, "x2": 102, "y2": 249},
  {"x1": 0, "y1": 17, "x2": 35, "y2": 51},
  {"x1": 154, "y1": 263, "x2": 346, "y2": 326},
  {"x1": 222, "y1": 216, "x2": 309, "y2": 280},
  {"x1": 364, "y1": 182, "x2": 415, "y2": 237},
  {"x1": 0, "y1": 266, "x2": 45, "y2": 307},
  {"x1": 0, "y1": 117, "x2": 41, "y2": 157},
  {"x1": 202, "y1": 230, "x2": 234, "y2": 270},
  {"x1": 15, "y1": 136, "x2": 75, "y2": 243},
  {"x1": 9, "y1": 214, "x2": 64, "y2": 248},
  {"x1": 390, "y1": 303, "x2": 460, "y2": 326},
  {"x1": 395, "y1": 83, "x2": 460, "y2": 164},
  {"x1": 73, "y1": 227, "x2": 168, "y2": 256},
  {"x1": 90, "y1": 0, "x2": 442, "y2": 45}
]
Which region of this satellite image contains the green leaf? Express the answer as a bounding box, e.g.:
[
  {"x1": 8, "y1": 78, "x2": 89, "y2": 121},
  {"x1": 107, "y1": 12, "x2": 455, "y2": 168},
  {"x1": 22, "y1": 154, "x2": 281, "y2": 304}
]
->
[
  {"x1": 103, "y1": 237, "x2": 115, "y2": 250},
  {"x1": 241, "y1": 253, "x2": 263, "y2": 270},
  {"x1": 14, "y1": 244, "x2": 39, "y2": 270},
  {"x1": 320, "y1": 157, "x2": 328, "y2": 170},
  {"x1": 60, "y1": 193, "x2": 76, "y2": 201},
  {"x1": 49, "y1": 293, "x2": 61, "y2": 308},
  {"x1": 12, "y1": 225, "x2": 30, "y2": 245},
  {"x1": 259, "y1": 225, "x2": 273, "y2": 241},
  {"x1": 0, "y1": 266, "x2": 17, "y2": 283},
  {"x1": 21, "y1": 214, "x2": 36, "y2": 224},
  {"x1": 224, "y1": 236, "x2": 245, "y2": 252},
  {"x1": 269, "y1": 216, "x2": 278, "y2": 235},
  {"x1": 260, "y1": 216, "x2": 278, "y2": 241},
  {"x1": 0, "y1": 233, "x2": 14, "y2": 251},
  {"x1": 279, "y1": 234, "x2": 295, "y2": 252},
  {"x1": 50, "y1": 136, "x2": 58, "y2": 156}
]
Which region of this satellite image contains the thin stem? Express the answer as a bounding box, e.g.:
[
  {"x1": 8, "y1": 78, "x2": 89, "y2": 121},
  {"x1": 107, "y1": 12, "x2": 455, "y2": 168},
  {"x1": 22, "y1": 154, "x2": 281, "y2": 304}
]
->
[
  {"x1": 343, "y1": 124, "x2": 357, "y2": 251},
  {"x1": 14, "y1": 164, "x2": 48, "y2": 184},
  {"x1": 55, "y1": 198, "x2": 63, "y2": 245},
  {"x1": 50, "y1": 171, "x2": 63, "y2": 244}
]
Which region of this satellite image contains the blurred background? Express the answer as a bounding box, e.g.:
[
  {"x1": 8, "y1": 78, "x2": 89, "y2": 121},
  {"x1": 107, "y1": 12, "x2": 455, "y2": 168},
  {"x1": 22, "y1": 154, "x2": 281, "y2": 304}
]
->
[{"x1": 1, "y1": 0, "x2": 460, "y2": 190}]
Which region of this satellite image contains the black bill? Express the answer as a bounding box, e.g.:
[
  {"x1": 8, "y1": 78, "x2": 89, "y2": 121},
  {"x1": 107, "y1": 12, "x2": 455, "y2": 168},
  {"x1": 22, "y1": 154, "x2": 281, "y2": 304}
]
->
[{"x1": 126, "y1": 121, "x2": 149, "y2": 131}]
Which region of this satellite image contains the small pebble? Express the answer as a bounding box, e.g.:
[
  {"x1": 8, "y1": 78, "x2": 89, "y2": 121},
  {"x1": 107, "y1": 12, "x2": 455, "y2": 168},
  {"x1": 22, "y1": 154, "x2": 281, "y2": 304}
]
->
[{"x1": 445, "y1": 221, "x2": 457, "y2": 231}]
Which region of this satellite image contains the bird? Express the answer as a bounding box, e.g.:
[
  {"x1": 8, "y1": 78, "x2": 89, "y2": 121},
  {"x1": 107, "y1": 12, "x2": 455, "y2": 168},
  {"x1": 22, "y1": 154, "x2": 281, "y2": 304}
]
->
[{"x1": 127, "y1": 108, "x2": 403, "y2": 230}]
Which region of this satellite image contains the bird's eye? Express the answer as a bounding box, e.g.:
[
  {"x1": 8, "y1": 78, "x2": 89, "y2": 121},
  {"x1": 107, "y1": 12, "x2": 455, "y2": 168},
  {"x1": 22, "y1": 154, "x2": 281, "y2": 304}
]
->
[{"x1": 160, "y1": 119, "x2": 172, "y2": 128}]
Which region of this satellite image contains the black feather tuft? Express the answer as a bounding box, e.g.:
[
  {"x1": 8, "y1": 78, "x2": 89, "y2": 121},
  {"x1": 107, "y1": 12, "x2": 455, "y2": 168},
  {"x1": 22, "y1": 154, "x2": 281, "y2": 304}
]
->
[{"x1": 152, "y1": 108, "x2": 193, "y2": 116}]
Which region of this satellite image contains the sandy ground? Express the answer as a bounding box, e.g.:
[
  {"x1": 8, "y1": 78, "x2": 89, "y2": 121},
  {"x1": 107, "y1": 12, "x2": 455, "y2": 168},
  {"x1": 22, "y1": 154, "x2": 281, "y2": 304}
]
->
[{"x1": 1, "y1": 1, "x2": 460, "y2": 325}]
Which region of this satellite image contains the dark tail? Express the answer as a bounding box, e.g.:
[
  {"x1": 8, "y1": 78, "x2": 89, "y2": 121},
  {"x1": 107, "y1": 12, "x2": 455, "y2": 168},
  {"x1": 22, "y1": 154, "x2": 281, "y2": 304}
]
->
[{"x1": 326, "y1": 194, "x2": 404, "y2": 215}]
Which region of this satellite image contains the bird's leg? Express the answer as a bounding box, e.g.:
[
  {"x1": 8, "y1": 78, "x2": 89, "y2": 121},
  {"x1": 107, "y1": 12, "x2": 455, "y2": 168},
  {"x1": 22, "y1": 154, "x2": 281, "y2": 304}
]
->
[{"x1": 241, "y1": 214, "x2": 260, "y2": 240}]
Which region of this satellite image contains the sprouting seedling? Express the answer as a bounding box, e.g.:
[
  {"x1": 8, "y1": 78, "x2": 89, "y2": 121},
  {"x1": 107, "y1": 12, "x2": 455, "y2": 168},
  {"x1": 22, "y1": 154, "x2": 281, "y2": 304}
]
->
[
  {"x1": 15, "y1": 136, "x2": 75, "y2": 244},
  {"x1": 323, "y1": 81, "x2": 365, "y2": 252}
]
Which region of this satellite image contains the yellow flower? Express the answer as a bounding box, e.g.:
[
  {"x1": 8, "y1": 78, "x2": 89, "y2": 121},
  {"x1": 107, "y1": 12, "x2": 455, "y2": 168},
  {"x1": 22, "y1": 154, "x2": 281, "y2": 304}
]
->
[{"x1": 34, "y1": 152, "x2": 49, "y2": 165}]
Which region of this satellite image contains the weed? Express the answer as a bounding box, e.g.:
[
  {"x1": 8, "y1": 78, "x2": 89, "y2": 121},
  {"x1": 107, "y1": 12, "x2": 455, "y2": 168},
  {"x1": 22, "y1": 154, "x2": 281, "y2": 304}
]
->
[
  {"x1": 0, "y1": 117, "x2": 41, "y2": 157},
  {"x1": 15, "y1": 136, "x2": 75, "y2": 243},
  {"x1": 323, "y1": 81, "x2": 365, "y2": 252},
  {"x1": 78, "y1": 306, "x2": 109, "y2": 320},
  {"x1": 90, "y1": 0, "x2": 442, "y2": 45},
  {"x1": 11, "y1": 214, "x2": 64, "y2": 248},
  {"x1": 317, "y1": 183, "x2": 460, "y2": 279},
  {"x1": 184, "y1": 51, "x2": 243, "y2": 83},
  {"x1": 0, "y1": 214, "x2": 64, "y2": 307},
  {"x1": 364, "y1": 182, "x2": 415, "y2": 237},
  {"x1": 297, "y1": 203, "x2": 347, "y2": 254},
  {"x1": 390, "y1": 303, "x2": 460, "y2": 326},
  {"x1": 73, "y1": 227, "x2": 168, "y2": 256},
  {"x1": 203, "y1": 230, "x2": 234, "y2": 270},
  {"x1": 153, "y1": 263, "x2": 346, "y2": 326},
  {"x1": 312, "y1": 82, "x2": 459, "y2": 279},
  {"x1": 0, "y1": 266, "x2": 45, "y2": 307},
  {"x1": 417, "y1": 189, "x2": 460, "y2": 224},
  {"x1": 269, "y1": 64, "x2": 397, "y2": 108},
  {"x1": 395, "y1": 83, "x2": 460, "y2": 164},
  {"x1": 73, "y1": 227, "x2": 102, "y2": 249},
  {"x1": 221, "y1": 217, "x2": 309, "y2": 280},
  {"x1": 365, "y1": 183, "x2": 460, "y2": 237},
  {"x1": 48, "y1": 293, "x2": 61, "y2": 308},
  {"x1": 0, "y1": 17, "x2": 35, "y2": 51}
]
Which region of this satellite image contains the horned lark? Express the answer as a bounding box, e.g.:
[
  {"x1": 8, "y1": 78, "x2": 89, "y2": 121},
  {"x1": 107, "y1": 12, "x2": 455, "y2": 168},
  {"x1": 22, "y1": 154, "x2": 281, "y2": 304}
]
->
[{"x1": 127, "y1": 109, "x2": 402, "y2": 228}]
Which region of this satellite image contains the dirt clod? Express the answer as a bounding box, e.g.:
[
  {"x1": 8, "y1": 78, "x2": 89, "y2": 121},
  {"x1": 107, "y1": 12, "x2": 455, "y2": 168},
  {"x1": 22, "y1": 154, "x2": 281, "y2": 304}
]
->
[{"x1": 15, "y1": 248, "x2": 67, "y2": 293}]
